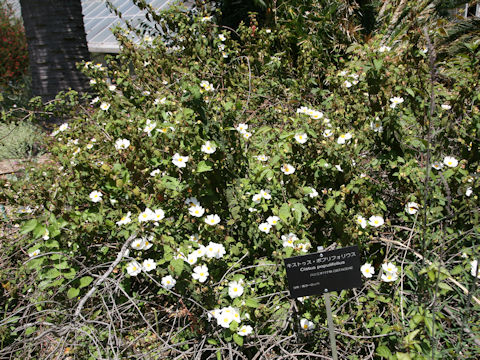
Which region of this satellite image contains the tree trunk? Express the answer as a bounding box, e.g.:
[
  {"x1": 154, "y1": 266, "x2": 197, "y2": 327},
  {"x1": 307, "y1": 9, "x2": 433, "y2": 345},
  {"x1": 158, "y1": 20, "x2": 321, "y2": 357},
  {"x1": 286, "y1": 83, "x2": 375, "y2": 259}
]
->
[{"x1": 19, "y1": 0, "x2": 90, "y2": 102}]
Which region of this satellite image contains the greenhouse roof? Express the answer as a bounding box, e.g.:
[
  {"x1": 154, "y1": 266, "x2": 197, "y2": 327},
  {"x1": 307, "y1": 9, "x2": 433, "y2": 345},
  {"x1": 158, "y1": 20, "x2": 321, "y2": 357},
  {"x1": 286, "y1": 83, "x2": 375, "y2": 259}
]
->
[{"x1": 8, "y1": 0, "x2": 191, "y2": 53}]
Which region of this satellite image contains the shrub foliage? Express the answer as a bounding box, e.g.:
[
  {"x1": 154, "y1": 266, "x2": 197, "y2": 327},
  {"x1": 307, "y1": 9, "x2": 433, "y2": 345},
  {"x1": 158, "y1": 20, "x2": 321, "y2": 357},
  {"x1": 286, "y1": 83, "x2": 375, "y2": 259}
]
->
[{"x1": 0, "y1": 1, "x2": 479, "y2": 359}]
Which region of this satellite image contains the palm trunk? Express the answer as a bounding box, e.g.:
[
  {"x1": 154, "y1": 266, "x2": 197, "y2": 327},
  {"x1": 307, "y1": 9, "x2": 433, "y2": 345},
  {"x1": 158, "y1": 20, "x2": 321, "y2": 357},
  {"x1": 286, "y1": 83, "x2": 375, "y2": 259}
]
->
[{"x1": 19, "y1": 0, "x2": 90, "y2": 102}]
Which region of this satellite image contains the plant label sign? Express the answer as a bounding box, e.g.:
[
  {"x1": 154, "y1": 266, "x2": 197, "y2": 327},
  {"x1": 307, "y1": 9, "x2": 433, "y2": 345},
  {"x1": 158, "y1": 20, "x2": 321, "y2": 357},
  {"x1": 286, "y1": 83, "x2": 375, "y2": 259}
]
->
[{"x1": 284, "y1": 245, "x2": 362, "y2": 298}]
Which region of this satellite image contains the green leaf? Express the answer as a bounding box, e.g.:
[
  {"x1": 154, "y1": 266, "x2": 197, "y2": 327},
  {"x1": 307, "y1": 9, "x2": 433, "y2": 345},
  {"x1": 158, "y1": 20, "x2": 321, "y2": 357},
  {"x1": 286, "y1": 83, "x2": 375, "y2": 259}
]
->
[
  {"x1": 373, "y1": 58, "x2": 383, "y2": 71},
  {"x1": 21, "y1": 219, "x2": 38, "y2": 234},
  {"x1": 67, "y1": 287, "x2": 80, "y2": 299},
  {"x1": 325, "y1": 198, "x2": 335, "y2": 212},
  {"x1": 279, "y1": 203, "x2": 290, "y2": 223},
  {"x1": 404, "y1": 329, "x2": 420, "y2": 344},
  {"x1": 207, "y1": 338, "x2": 218, "y2": 345},
  {"x1": 244, "y1": 298, "x2": 260, "y2": 308},
  {"x1": 44, "y1": 268, "x2": 61, "y2": 279},
  {"x1": 79, "y1": 276, "x2": 94, "y2": 289},
  {"x1": 170, "y1": 258, "x2": 184, "y2": 276},
  {"x1": 229, "y1": 320, "x2": 239, "y2": 332},
  {"x1": 54, "y1": 261, "x2": 69, "y2": 270},
  {"x1": 233, "y1": 333, "x2": 244, "y2": 346},
  {"x1": 396, "y1": 352, "x2": 412, "y2": 360},
  {"x1": 334, "y1": 203, "x2": 342, "y2": 214},
  {"x1": 376, "y1": 345, "x2": 392, "y2": 359},
  {"x1": 25, "y1": 326, "x2": 36, "y2": 336},
  {"x1": 197, "y1": 160, "x2": 213, "y2": 173},
  {"x1": 438, "y1": 282, "x2": 453, "y2": 292}
]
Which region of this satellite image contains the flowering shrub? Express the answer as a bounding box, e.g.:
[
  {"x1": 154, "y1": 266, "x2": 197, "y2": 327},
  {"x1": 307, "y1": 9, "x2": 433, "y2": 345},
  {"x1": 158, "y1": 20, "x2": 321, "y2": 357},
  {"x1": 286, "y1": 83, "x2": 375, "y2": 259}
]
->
[
  {"x1": 1, "y1": 2, "x2": 479, "y2": 359},
  {"x1": 0, "y1": 2, "x2": 28, "y2": 85}
]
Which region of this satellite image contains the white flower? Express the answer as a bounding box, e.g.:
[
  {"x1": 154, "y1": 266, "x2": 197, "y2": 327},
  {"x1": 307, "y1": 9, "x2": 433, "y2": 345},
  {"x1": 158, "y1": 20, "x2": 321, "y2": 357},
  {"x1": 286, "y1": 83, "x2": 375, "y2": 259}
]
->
[
  {"x1": 337, "y1": 133, "x2": 352, "y2": 144},
  {"x1": 378, "y1": 45, "x2": 391, "y2": 52},
  {"x1": 185, "y1": 197, "x2": 200, "y2": 207},
  {"x1": 252, "y1": 194, "x2": 262, "y2": 202},
  {"x1": 242, "y1": 131, "x2": 252, "y2": 139},
  {"x1": 114, "y1": 138, "x2": 130, "y2": 150},
  {"x1": 201, "y1": 15, "x2": 212, "y2": 22},
  {"x1": 200, "y1": 80, "x2": 214, "y2": 92},
  {"x1": 237, "y1": 325, "x2": 253, "y2": 336},
  {"x1": 236, "y1": 123, "x2": 248, "y2": 133},
  {"x1": 441, "y1": 104, "x2": 451, "y2": 110},
  {"x1": 281, "y1": 164, "x2": 295, "y2": 175},
  {"x1": 100, "y1": 102, "x2": 111, "y2": 111},
  {"x1": 381, "y1": 272, "x2": 398, "y2": 282},
  {"x1": 90, "y1": 96, "x2": 99, "y2": 104},
  {"x1": 116, "y1": 212, "x2": 132, "y2": 226},
  {"x1": 294, "y1": 133, "x2": 308, "y2": 144},
  {"x1": 142, "y1": 259, "x2": 156, "y2": 272},
  {"x1": 256, "y1": 154, "x2": 269, "y2": 161},
  {"x1": 432, "y1": 162, "x2": 444, "y2": 170},
  {"x1": 28, "y1": 249, "x2": 40, "y2": 257},
  {"x1": 368, "y1": 215, "x2": 384, "y2": 227},
  {"x1": 344, "y1": 80, "x2": 352, "y2": 88},
  {"x1": 189, "y1": 205, "x2": 205, "y2": 217},
  {"x1": 300, "y1": 318, "x2": 315, "y2": 330},
  {"x1": 201, "y1": 141, "x2": 216, "y2": 154},
  {"x1": 405, "y1": 202, "x2": 419, "y2": 215},
  {"x1": 204, "y1": 242, "x2": 226, "y2": 259},
  {"x1": 172, "y1": 153, "x2": 189, "y2": 168},
  {"x1": 108, "y1": 84, "x2": 116, "y2": 91},
  {"x1": 228, "y1": 280, "x2": 244, "y2": 299},
  {"x1": 466, "y1": 187, "x2": 473, "y2": 197},
  {"x1": 143, "y1": 236, "x2": 153, "y2": 250},
  {"x1": 90, "y1": 79, "x2": 97, "y2": 85},
  {"x1": 126, "y1": 261, "x2": 142, "y2": 276},
  {"x1": 218, "y1": 34, "x2": 226, "y2": 41},
  {"x1": 443, "y1": 156, "x2": 458, "y2": 168},
  {"x1": 382, "y1": 262, "x2": 398, "y2": 274},
  {"x1": 260, "y1": 189, "x2": 271, "y2": 200},
  {"x1": 58, "y1": 123, "x2": 69, "y2": 132},
  {"x1": 335, "y1": 165, "x2": 343, "y2": 172},
  {"x1": 361, "y1": 263, "x2": 375, "y2": 278},
  {"x1": 131, "y1": 238, "x2": 145, "y2": 250},
  {"x1": 190, "y1": 234, "x2": 200, "y2": 242},
  {"x1": 150, "y1": 169, "x2": 161, "y2": 177},
  {"x1": 267, "y1": 216, "x2": 280, "y2": 226},
  {"x1": 152, "y1": 209, "x2": 165, "y2": 221},
  {"x1": 161, "y1": 275, "x2": 176, "y2": 289},
  {"x1": 310, "y1": 111, "x2": 323, "y2": 120},
  {"x1": 356, "y1": 215, "x2": 367, "y2": 229},
  {"x1": 142, "y1": 90, "x2": 151, "y2": 96},
  {"x1": 138, "y1": 208, "x2": 154, "y2": 222},
  {"x1": 389, "y1": 97, "x2": 404, "y2": 109},
  {"x1": 143, "y1": 121, "x2": 157, "y2": 135},
  {"x1": 186, "y1": 253, "x2": 198, "y2": 266},
  {"x1": 370, "y1": 119, "x2": 383, "y2": 132},
  {"x1": 471, "y1": 260, "x2": 480, "y2": 278},
  {"x1": 205, "y1": 214, "x2": 221, "y2": 225},
  {"x1": 259, "y1": 222, "x2": 272, "y2": 233},
  {"x1": 192, "y1": 264, "x2": 209, "y2": 282},
  {"x1": 282, "y1": 233, "x2": 298, "y2": 248},
  {"x1": 307, "y1": 187, "x2": 318, "y2": 198},
  {"x1": 323, "y1": 129, "x2": 333, "y2": 137},
  {"x1": 217, "y1": 311, "x2": 234, "y2": 328},
  {"x1": 265, "y1": 29, "x2": 271, "y2": 33},
  {"x1": 89, "y1": 190, "x2": 102, "y2": 203}
]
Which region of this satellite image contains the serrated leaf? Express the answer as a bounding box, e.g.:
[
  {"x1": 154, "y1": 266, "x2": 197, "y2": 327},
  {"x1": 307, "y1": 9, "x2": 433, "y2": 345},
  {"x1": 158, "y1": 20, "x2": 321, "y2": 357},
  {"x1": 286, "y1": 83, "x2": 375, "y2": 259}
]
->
[
  {"x1": 79, "y1": 276, "x2": 94, "y2": 289},
  {"x1": 197, "y1": 160, "x2": 213, "y2": 173},
  {"x1": 279, "y1": 203, "x2": 290, "y2": 223},
  {"x1": 334, "y1": 203, "x2": 342, "y2": 214},
  {"x1": 44, "y1": 268, "x2": 61, "y2": 279},
  {"x1": 67, "y1": 287, "x2": 80, "y2": 299},
  {"x1": 376, "y1": 345, "x2": 392, "y2": 358},
  {"x1": 233, "y1": 333, "x2": 244, "y2": 346},
  {"x1": 25, "y1": 326, "x2": 36, "y2": 336},
  {"x1": 325, "y1": 198, "x2": 335, "y2": 212},
  {"x1": 396, "y1": 352, "x2": 412, "y2": 360},
  {"x1": 170, "y1": 258, "x2": 184, "y2": 276},
  {"x1": 21, "y1": 219, "x2": 38, "y2": 234},
  {"x1": 245, "y1": 298, "x2": 260, "y2": 308},
  {"x1": 438, "y1": 282, "x2": 453, "y2": 292}
]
